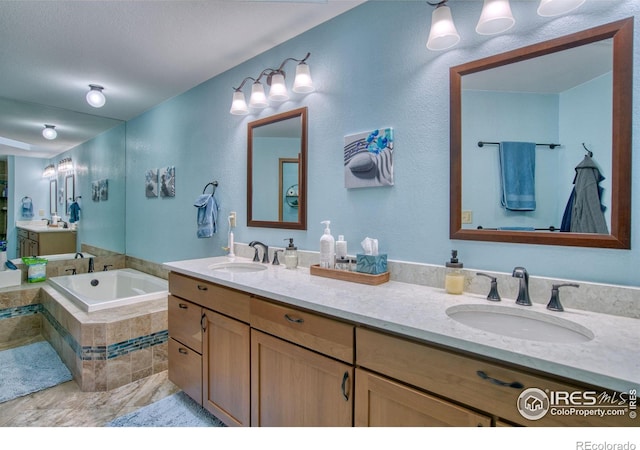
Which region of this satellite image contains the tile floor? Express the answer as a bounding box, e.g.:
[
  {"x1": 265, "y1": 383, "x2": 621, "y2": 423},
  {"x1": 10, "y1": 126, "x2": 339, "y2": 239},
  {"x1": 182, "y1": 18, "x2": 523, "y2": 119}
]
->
[{"x1": 0, "y1": 345, "x2": 179, "y2": 427}]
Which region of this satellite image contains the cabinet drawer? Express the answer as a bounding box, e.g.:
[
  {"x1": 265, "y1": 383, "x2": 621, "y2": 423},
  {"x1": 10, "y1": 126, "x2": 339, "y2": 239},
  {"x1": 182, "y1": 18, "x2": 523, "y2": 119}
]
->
[
  {"x1": 250, "y1": 297, "x2": 354, "y2": 363},
  {"x1": 18, "y1": 229, "x2": 28, "y2": 239},
  {"x1": 169, "y1": 272, "x2": 250, "y2": 322},
  {"x1": 356, "y1": 328, "x2": 631, "y2": 427},
  {"x1": 168, "y1": 338, "x2": 202, "y2": 405},
  {"x1": 28, "y1": 231, "x2": 39, "y2": 241},
  {"x1": 168, "y1": 295, "x2": 202, "y2": 353}
]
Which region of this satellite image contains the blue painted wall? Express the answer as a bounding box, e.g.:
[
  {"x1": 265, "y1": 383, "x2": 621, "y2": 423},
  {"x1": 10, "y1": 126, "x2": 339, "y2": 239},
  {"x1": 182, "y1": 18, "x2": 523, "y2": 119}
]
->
[{"x1": 15, "y1": 1, "x2": 639, "y2": 287}]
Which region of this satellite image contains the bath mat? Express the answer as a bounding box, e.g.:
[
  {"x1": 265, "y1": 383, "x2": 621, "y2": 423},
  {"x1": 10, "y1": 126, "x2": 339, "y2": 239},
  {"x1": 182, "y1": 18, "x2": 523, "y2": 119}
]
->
[
  {"x1": 0, "y1": 341, "x2": 73, "y2": 404},
  {"x1": 106, "y1": 391, "x2": 226, "y2": 427}
]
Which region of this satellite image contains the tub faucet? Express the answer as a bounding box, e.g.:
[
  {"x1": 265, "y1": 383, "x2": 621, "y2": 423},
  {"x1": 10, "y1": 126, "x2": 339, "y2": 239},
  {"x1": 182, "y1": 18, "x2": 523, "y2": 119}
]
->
[
  {"x1": 74, "y1": 252, "x2": 84, "y2": 259},
  {"x1": 88, "y1": 257, "x2": 95, "y2": 273},
  {"x1": 248, "y1": 241, "x2": 269, "y2": 264},
  {"x1": 512, "y1": 266, "x2": 532, "y2": 306}
]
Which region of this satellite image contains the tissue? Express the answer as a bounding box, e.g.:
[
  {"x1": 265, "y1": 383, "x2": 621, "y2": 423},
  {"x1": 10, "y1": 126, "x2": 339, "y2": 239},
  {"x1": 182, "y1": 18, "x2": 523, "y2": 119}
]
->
[{"x1": 357, "y1": 237, "x2": 386, "y2": 274}]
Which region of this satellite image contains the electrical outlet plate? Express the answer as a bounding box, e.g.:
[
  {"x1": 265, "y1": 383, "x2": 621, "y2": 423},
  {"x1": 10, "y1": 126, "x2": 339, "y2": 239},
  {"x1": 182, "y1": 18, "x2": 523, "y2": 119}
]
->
[
  {"x1": 461, "y1": 210, "x2": 473, "y2": 224},
  {"x1": 229, "y1": 211, "x2": 237, "y2": 227}
]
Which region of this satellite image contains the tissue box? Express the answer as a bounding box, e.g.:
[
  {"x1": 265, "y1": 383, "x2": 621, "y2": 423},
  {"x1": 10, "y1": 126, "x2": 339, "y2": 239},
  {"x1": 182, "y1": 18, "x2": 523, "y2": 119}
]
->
[{"x1": 356, "y1": 253, "x2": 388, "y2": 275}]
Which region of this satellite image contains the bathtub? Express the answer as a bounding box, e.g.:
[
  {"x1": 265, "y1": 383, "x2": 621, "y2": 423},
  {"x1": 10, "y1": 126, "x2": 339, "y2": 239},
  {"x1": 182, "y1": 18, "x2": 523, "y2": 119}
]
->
[{"x1": 48, "y1": 268, "x2": 168, "y2": 312}]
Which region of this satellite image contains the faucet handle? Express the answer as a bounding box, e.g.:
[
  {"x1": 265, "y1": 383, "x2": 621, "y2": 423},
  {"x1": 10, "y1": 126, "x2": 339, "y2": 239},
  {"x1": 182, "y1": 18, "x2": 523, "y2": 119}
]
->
[
  {"x1": 476, "y1": 273, "x2": 501, "y2": 302},
  {"x1": 273, "y1": 250, "x2": 282, "y2": 265},
  {"x1": 547, "y1": 283, "x2": 579, "y2": 312}
]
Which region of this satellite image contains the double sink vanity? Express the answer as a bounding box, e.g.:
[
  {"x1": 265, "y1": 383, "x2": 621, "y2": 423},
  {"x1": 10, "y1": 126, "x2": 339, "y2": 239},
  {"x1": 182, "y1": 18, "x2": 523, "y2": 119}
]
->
[
  {"x1": 164, "y1": 256, "x2": 638, "y2": 427},
  {"x1": 16, "y1": 220, "x2": 77, "y2": 258}
]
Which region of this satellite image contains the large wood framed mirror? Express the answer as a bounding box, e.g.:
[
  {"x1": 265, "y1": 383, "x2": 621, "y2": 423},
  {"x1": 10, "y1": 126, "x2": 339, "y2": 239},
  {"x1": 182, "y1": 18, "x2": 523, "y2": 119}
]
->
[
  {"x1": 247, "y1": 107, "x2": 307, "y2": 229},
  {"x1": 450, "y1": 18, "x2": 632, "y2": 249}
]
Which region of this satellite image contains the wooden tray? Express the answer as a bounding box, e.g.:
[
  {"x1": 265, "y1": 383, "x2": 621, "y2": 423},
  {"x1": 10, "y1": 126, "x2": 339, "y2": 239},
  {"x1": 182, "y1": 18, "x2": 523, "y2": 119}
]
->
[{"x1": 309, "y1": 264, "x2": 389, "y2": 285}]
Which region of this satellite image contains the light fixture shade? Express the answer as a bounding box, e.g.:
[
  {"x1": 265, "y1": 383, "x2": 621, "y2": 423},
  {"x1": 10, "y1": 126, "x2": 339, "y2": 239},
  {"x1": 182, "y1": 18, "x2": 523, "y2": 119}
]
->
[
  {"x1": 249, "y1": 82, "x2": 268, "y2": 109},
  {"x1": 42, "y1": 124, "x2": 57, "y2": 140},
  {"x1": 426, "y1": 5, "x2": 461, "y2": 51},
  {"x1": 86, "y1": 85, "x2": 106, "y2": 108},
  {"x1": 292, "y1": 63, "x2": 314, "y2": 93},
  {"x1": 537, "y1": 0, "x2": 585, "y2": 17},
  {"x1": 476, "y1": 0, "x2": 515, "y2": 35},
  {"x1": 230, "y1": 90, "x2": 249, "y2": 115},
  {"x1": 268, "y1": 73, "x2": 289, "y2": 101},
  {"x1": 42, "y1": 164, "x2": 56, "y2": 178}
]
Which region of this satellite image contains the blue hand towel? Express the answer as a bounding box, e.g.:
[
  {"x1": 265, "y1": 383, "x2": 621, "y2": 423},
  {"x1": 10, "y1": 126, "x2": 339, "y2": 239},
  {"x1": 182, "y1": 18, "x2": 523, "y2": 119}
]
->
[
  {"x1": 499, "y1": 141, "x2": 536, "y2": 211},
  {"x1": 194, "y1": 194, "x2": 219, "y2": 238},
  {"x1": 69, "y1": 201, "x2": 81, "y2": 223}
]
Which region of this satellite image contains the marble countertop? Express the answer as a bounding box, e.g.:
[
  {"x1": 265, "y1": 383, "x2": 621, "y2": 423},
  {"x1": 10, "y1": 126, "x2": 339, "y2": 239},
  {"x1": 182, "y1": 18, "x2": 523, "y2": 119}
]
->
[
  {"x1": 164, "y1": 256, "x2": 639, "y2": 393},
  {"x1": 17, "y1": 225, "x2": 76, "y2": 233}
]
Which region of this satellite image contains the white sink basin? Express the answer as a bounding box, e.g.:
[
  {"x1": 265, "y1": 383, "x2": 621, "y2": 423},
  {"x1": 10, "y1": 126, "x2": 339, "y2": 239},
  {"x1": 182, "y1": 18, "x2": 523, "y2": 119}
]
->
[
  {"x1": 208, "y1": 262, "x2": 268, "y2": 273},
  {"x1": 446, "y1": 304, "x2": 594, "y2": 343}
]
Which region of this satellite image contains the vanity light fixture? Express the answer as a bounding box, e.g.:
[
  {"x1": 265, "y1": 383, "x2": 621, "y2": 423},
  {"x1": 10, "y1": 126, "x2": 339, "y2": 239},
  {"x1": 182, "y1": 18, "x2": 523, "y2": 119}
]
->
[
  {"x1": 537, "y1": 0, "x2": 585, "y2": 17},
  {"x1": 58, "y1": 157, "x2": 73, "y2": 173},
  {"x1": 230, "y1": 53, "x2": 314, "y2": 115},
  {"x1": 42, "y1": 164, "x2": 56, "y2": 178},
  {"x1": 426, "y1": 0, "x2": 461, "y2": 51},
  {"x1": 86, "y1": 84, "x2": 106, "y2": 108},
  {"x1": 476, "y1": 0, "x2": 515, "y2": 35},
  {"x1": 42, "y1": 124, "x2": 57, "y2": 140}
]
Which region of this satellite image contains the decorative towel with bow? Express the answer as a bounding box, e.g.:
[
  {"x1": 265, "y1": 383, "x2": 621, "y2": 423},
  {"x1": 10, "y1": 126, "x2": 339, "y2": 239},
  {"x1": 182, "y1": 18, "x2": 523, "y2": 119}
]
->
[
  {"x1": 21, "y1": 196, "x2": 34, "y2": 218},
  {"x1": 194, "y1": 194, "x2": 219, "y2": 238}
]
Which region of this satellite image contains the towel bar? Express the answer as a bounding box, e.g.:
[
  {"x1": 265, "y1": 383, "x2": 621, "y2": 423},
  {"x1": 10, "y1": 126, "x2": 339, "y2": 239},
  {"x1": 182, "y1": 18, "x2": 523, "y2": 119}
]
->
[{"x1": 477, "y1": 141, "x2": 560, "y2": 149}]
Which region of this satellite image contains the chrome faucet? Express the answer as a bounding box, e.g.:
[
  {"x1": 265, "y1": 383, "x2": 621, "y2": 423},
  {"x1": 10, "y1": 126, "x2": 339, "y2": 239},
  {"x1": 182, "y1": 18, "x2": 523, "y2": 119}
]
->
[
  {"x1": 88, "y1": 257, "x2": 95, "y2": 273},
  {"x1": 248, "y1": 241, "x2": 269, "y2": 264},
  {"x1": 512, "y1": 266, "x2": 532, "y2": 306},
  {"x1": 74, "y1": 252, "x2": 84, "y2": 259}
]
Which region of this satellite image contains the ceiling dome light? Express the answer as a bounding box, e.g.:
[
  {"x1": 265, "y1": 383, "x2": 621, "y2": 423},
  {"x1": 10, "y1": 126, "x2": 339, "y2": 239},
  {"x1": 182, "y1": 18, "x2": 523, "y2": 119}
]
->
[
  {"x1": 42, "y1": 124, "x2": 57, "y2": 140},
  {"x1": 537, "y1": 0, "x2": 585, "y2": 17},
  {"x1": 86, "y1": 84, "x2": 106, "y2": 108},
  {"x1": 426, "y1": 1, "x2": 460, "y2": 51},
  {"x1": 476, "y1": 0, "x2": 515, "y2": 35}
]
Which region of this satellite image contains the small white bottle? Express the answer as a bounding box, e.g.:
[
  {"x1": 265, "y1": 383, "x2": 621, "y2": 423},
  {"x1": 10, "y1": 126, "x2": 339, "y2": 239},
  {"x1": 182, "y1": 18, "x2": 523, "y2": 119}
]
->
[
  {"x1": 319, "y1": 220, "x2": 335, "y2": 269},
  {"x1": 335, "y1": 235, "x2": 348, "y2": 270}
]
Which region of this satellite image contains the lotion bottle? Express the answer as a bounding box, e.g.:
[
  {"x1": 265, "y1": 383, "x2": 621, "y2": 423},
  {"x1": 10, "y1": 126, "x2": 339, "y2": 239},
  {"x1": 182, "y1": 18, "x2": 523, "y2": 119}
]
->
[
  {"x1": 319, "y1": 220, "x2": 335, "y2": 269},
  {"x1": 445, "y1": 250, "x2": 464, "y2": 294}
]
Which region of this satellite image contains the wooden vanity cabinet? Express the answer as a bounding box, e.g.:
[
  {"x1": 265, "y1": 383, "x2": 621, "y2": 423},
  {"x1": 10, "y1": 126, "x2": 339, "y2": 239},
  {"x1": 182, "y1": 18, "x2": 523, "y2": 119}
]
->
[
  {"x1": 168, "y1": 272, "x2": 251, "y2": 427},
  {"x1": 356, "y1": 327, "x2": 633, "y2": 427},
  {"x1": 17, "y1": 228, "x2": 76, "y2": 257},
  {"x1": 250, "y1": 297, "x2": 355, "y2": 427}
]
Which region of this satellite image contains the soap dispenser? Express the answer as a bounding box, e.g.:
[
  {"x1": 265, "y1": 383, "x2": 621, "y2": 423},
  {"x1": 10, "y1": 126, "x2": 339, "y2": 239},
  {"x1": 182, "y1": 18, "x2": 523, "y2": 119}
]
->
[
  {"x1": 284, "y1": 238, "x2": 298, "y2": 270},
  {"x1": 445, "y1": 250, "x2": 464, "y2": 294},
  {"x1": 319, "y1": 220, "x2": 335, "y2": 269}
]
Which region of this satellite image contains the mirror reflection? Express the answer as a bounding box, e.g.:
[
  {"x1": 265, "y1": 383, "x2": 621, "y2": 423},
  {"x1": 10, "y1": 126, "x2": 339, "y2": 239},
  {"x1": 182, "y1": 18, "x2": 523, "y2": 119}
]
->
[
  {"x1": 248, "y1": 107, "x2": 307, "y2": 230},
  {"x1": 450, "y1": 18, "x2": 632, "y2": 249}
]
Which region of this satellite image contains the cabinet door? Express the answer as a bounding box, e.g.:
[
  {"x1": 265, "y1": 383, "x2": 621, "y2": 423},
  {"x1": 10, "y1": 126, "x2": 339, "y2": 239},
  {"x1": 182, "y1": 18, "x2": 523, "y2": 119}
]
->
[
  {"x1": 202, "y1": 309, "x2": 250, "y2": 427},
  {"x1": 251, "y1": 329, "x2": 353, "y2": 427},
  {"x1": 355, "y1": 368, "x2": 491, "y2": 427}
]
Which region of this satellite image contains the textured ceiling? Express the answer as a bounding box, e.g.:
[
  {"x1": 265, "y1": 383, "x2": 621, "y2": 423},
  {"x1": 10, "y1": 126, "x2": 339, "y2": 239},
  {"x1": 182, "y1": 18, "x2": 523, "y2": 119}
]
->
[{"x1": 0, "y1": 0, "x2": 365, "y2": 158}]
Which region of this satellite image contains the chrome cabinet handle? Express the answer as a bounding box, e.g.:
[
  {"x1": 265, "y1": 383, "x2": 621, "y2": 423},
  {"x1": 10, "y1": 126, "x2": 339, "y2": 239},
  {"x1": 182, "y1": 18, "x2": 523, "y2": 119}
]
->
[
  {"x1": 178, "y1": 303, "x2": 188, "y2": 309},
  {"x1": 197, "y1": 284, "x2": 208, "y2": 291},
  {"x1": 284, "y1": 314, "x2": 304, "y2": 324},
  {"x1": 178, "y1": 347, "x2": 188, "y2": 355},
  {"x1": 476, "y1": 370, "x2": 524, "y2": 389},
  {"x1": 341, "y1": 371, "x2": 350, "y2": 401}
]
